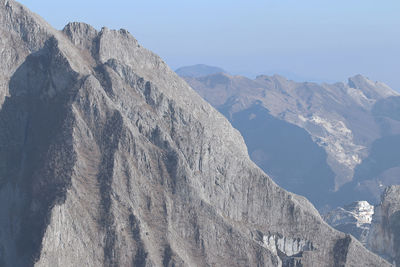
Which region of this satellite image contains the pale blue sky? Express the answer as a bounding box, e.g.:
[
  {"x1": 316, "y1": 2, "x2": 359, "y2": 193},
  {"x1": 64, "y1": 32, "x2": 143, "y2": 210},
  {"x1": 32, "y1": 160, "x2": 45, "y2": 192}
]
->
[{"x1": 18, "y1": 0, "x2": 400, "y2": 89}]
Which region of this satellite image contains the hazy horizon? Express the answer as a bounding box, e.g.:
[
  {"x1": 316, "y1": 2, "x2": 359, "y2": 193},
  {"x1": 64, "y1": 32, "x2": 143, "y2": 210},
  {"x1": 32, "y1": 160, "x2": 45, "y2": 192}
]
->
[{"x1": 18, "y1": 0, "x2": 400, "y2": 90}]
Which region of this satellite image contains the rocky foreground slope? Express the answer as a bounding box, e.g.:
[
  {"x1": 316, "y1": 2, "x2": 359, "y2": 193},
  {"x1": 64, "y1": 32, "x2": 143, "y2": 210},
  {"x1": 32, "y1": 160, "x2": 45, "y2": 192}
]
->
[
  {"x1": 0, "y1": 1, "x2": 392, "y2": 266},
  {"x1": 180, "y1": 67, "x2": 400, "y2": 209}
]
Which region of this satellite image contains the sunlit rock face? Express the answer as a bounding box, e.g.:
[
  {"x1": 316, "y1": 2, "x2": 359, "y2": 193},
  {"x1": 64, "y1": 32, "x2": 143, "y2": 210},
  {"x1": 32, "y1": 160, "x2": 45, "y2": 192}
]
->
[
  {"x1": 181, "y1": 68, "x2": 400, "y2": 209},
  {"x1": 368, "y1": 186, "x2": 400, "y2": 266},
  {"x1": 0, "y1": 1, "x2": 393, "y2": 266}
]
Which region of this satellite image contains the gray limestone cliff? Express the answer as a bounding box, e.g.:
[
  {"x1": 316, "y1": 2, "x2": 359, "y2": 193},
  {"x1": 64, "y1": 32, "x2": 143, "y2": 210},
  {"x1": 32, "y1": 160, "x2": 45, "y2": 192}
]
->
[
  {"x1": 0, "y1": 1, "x2": 392, "y2": 266},
  {"x1": 368, "y1": 186, "x2": 400, "y2": 265}
]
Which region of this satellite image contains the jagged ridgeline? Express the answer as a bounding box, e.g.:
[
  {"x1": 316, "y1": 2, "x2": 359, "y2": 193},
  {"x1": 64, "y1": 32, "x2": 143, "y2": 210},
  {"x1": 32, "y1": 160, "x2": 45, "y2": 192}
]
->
[
  {"x1": 0, "y1": 0, "x2": 392, "y2": 266},
  {"x1": 181, "y1": 69, "x2": 400, "y2": 210}
]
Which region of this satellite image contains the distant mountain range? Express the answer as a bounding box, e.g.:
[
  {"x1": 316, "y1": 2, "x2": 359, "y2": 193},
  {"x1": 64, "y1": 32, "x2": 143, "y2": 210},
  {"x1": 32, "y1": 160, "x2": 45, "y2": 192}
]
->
[
  {"x1": 179, "y1": 64, "x2": 400, "y2": 210},
  {"x1": 175, "y1": 64, "x2": 226, "y2": 78}
]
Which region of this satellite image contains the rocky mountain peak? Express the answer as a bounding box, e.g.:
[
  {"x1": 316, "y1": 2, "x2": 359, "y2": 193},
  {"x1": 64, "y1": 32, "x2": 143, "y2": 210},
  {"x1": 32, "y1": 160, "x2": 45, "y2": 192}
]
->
[
  {"x1": 182, "y1": 64, "x2": 400, "y2": 209},
  {"x1": 0, "y1": 1, "x2": 393, "y2": 266},
  {"x1": 0, "y1": 0, "x2": 54, "y2": 49},
  {"x1": 62, "y1": 22, "x2": 98, "y2": 52},
  {"x1": 348, "y1": 74, "x2": 399, "y2": 100}
]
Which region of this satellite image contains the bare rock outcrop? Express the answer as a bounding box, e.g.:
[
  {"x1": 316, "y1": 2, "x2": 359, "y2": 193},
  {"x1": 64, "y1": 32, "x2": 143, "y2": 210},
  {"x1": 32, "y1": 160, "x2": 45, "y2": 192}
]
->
[
  {"x1": 368, "y1": 186, "x2": 400, "y2": 265},
  {"x1": 0, "y1": 1, "x2": 392, "y2": 266}
]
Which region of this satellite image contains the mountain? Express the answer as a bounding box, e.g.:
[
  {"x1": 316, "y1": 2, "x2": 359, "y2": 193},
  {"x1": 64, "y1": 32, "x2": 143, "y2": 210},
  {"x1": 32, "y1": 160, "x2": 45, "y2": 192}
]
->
[
  {"x1": 324, "y1": 187, "x2": 400, "y2": 266},
  {"x1": 175, "y1": 64, "x2": 226, "y2": 78},
  {"x1": 324, "y1": 201, "x2": 374, "y2": 246},
  {"x1": 368, "y1": 186, "x2": 400, "y2": 265},
  {"x1": 181, "y1": 72, "x2": 400, "y2": 209},
  {"x1": 0, "y1": 1, "x2": 391, "y2": 266}
]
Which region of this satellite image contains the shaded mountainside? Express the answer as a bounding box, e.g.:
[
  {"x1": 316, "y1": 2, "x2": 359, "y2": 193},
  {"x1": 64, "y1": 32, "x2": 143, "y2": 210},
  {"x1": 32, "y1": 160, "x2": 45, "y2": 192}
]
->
[
  {"x1": 219, "y1": 102, "x2": 335, "y2": 206},
  {"x1": 0, "y1": 1, "x2": 391, "y2": 266},
  {"x1": 181, "y1": 71, "x2": 400, "y2": 209}
]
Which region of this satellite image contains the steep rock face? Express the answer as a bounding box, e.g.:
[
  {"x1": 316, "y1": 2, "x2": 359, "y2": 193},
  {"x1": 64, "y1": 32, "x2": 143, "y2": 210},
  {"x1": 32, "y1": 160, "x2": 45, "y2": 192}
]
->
[
  {"x1": 368, "y1": 186, "x2": 400, "y2": 265},
  {"x1": 0, "y1": 1, "x2": 391, "y2": 266},
  {"x1": 324, "y1": 201, "x2": 374, "y2": 246},
  {"x1": 181, "y1": 71, "x2": 400, "y2": 209}
]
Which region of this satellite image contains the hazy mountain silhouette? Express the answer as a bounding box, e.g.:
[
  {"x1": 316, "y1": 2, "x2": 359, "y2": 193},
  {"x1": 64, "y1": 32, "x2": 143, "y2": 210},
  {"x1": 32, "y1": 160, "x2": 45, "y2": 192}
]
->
[{"x1": 175, "y1": 64, "x2": 226, "y2": 78}]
